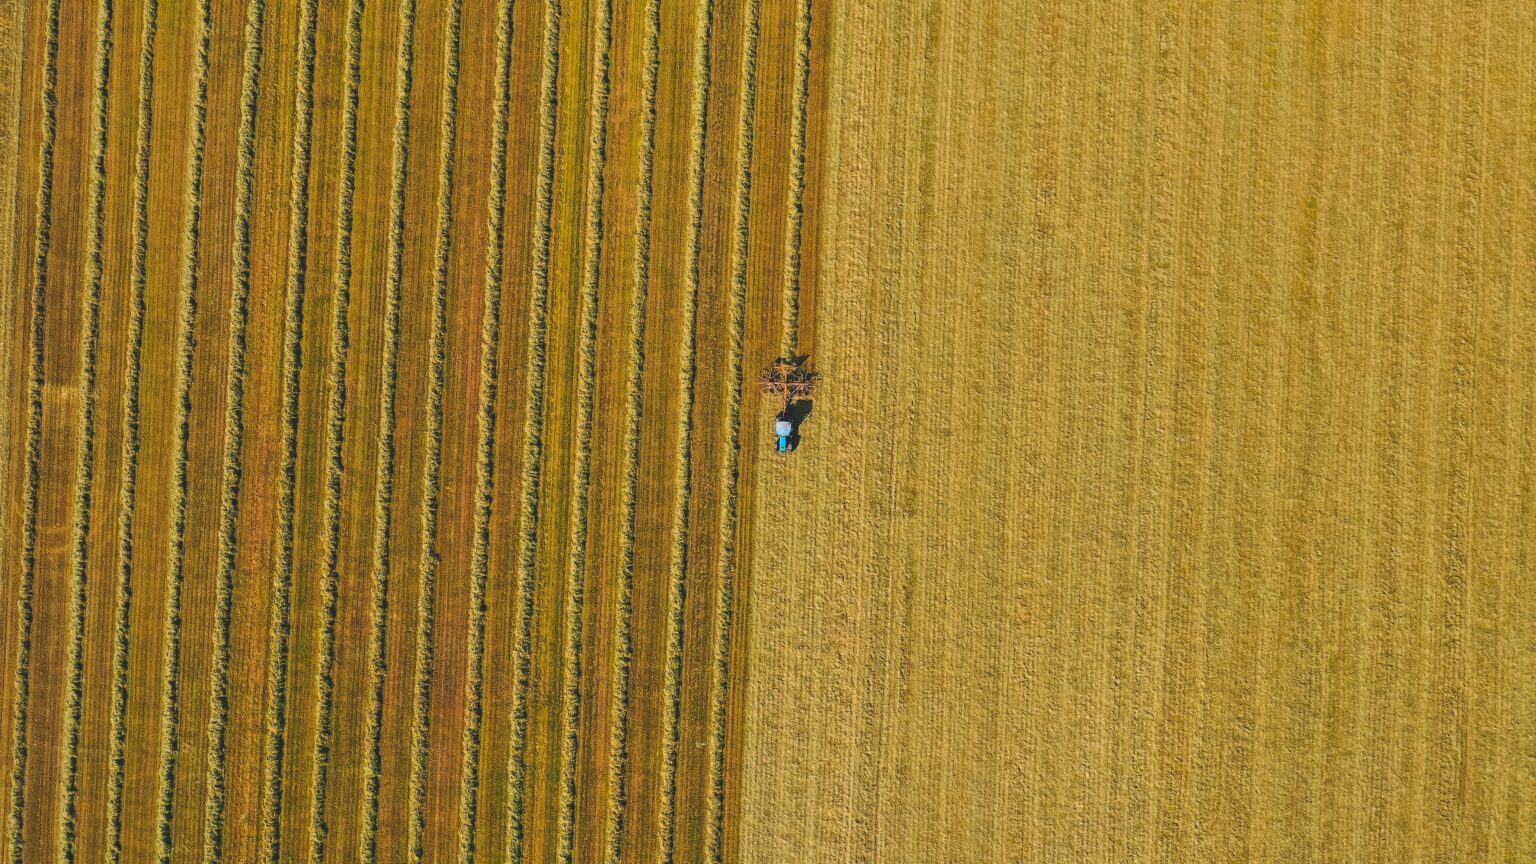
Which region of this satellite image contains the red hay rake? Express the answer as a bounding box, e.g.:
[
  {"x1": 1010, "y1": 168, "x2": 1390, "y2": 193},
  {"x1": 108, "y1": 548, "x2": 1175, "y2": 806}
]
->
[{"x1": 758, "y1": 356, "x2": 819, "y2": 412}]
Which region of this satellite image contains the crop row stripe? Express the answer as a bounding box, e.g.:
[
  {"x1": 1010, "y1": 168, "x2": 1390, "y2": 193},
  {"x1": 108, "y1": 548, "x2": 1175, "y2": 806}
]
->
[
  {"x1": 456, "y1": 0, "x2": 517, "y2": 858},
  {"x1": 104, "y1": 0, "x2": 159, "y2": 859},
  {"x1": 407, "y1": 0, "x2": 460, "y2": 856},
  {"x1": 707, "y1": 0, "x2": 762, "y2": 859},
  {"x1": 304, "y1": 0, "x2": 365, "y2": 857},
  {"x1": 506, "y1": 0, "x2": 563, "y2": 856},
  {"x1": 4, "y1": 0, "x2": 60, "y2": 857},
  {"x1": 258, "y1": 0, "x2": 318, "y2": 857},
  {"x1": 604, "y1": 0, "x2": 662, "y2": 860},
  {"x1": 658, "y1": 0, "x2": 716, "y2": 857},
  {"x1": 781, "y1": 0, "x2": 811, "y2": 355},
  {"x1": 360, "y1": 0, "x2": 419, "y2": 860},
  {"x1": 200, "y1": 2, "x2": 266, "y2": 860},
  {"x1": 151, "y1": 0, "x2": 213, "y2": 857},
  {"x1": 556, "y1": 0, "x2": 615, "y2": 860},
  {"x1": 58, "y1": 0, "x2": 115, "y2": 858}
]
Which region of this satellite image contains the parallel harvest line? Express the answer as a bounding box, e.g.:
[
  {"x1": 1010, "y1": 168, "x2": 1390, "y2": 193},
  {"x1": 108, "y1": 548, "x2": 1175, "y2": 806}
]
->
[
  {"x1": 556, "y1": 0, "x2": 615, "y2": 859},
  {"x1": 202, "y1": 2, "x2": 266, "y2": 859},
  {"x1": 306, "y1": 0, "x2": 364, "y2": 856},
  {"x1": 457, "y1": 0, "x2": 515, "y2": 858},
  {"x1": 4, "y1": 0, "x2": 60, "y2": 857},
  {"x1": 153, "y1": 0, "x2": 213, "y2": 857},
  {"x1": 409, "y1": 0, "x2": 461, "y2": 856},
  {"x1": 708, "y1": 0, "x2": 762, "y2": 858},
  {"x1": 361, "y1": 0, "x2": 419, "y2": 859},
  {"x1": 105, "y1": 2, "x2": 159, "y2": 858},
  {"x1": 506, "y1": 0, "x2": 562, "y2": 856},
  {"x1": 606, "y1": 1, "x2": 662, "y2": 860},
  {"x1": 781, "y1": 0, "x2": 811, "y2": 354},
  {"x1": 259, "y1": 0, "x2": 318, "y2": 857},
  {"x1": 59, "y1": 0, "x2": 114, "y2": 857},
  {"x1": 659, "y1": 0, "x2": 715, "y2": 856}
]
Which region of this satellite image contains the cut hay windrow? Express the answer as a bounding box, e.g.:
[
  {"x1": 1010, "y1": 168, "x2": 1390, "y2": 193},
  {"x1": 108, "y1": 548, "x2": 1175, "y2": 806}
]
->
[
  {"x1": 5, "y1": 0, "x2": 60, "y2": 857},
  {"x1": 781, "y1": 0, "x2": 812, "y2": 356},
  {"x1": 105, "y1": 2, "x2": 159, "y2": 859},
  {"x1": 153, "y1": 0, "x2": 213, "y2": 857},
  {"x1": 603, "y1": 1, "x2": 662, "y2": 860},
  {"x1": 704, "y1": 0, "x2": 761, "y2": 857},
  {"x1": 361, "y1": 0, "x2": 419, "y2": 860},
  {"x1": 59, "y1": 0, "x2": 114, "y2": 856},
  {"x1": 305, "y1": 0, "x2": 364, "y2": 857},
  {"x1": 456, "y1": 0, "x2": 515, "y2": 858},
  {"x1": 260, "y1": 0, "x2": 319, "y2": 858},
  {"x1": 408, "y1": 0, "x2": 458, "y2": 855},
  {"x1": 556, "y1": 0, "x2": 614, "y2": 858},
  {"x1": 505, "y1": 0, "x2": 561, "y2": 857},
  {"x1": 201, "y1": 2, "x2": 265, "y2": 859},
  {"x1": 658, "y1": 0, "x2": 716, "y2": 858}
]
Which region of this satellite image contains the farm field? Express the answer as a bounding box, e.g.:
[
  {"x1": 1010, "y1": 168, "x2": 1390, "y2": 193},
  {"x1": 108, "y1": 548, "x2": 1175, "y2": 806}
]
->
[
  {"x1": 0, "y1": 0, "x2": 821, "y2": 862},
  {"x1": 739, "y1": 0, "x2": 1536, "y2": 862},
  {"x1": 5, "y1": 0, "x2": 1536, "y2": 862}
]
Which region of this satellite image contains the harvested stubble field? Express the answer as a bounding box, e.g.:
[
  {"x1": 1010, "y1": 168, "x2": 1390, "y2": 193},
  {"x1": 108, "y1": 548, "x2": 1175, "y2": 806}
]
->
[
  {"x1": 0, "y1": 0, "x2": 824, "y2": 860},
  {"x1": 3, "y1": 0, "x2": 1536, "y2": 863}
]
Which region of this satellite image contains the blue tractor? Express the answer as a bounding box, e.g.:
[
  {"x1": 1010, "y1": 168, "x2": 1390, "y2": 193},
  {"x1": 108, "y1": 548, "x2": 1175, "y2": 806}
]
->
[{"x1": 759, "y1": 355, "x2": 819, "y2": 454}]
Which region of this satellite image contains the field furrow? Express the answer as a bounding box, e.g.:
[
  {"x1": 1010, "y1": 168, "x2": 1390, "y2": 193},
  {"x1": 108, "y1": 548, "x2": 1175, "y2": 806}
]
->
[
  {"x1": 456, "y1": 0, "x2": 518, "y2": 856},
  {"x1": 357, "y1": 1, "x2": 418, "y2": 860},
  {"x1": 4, "y1": 0, "x2": 60, "y2": 858},
  {"x1": 255, "y1": 0, "x2": 315, "y2": 859},
  {"x1": 57, "y1": 0, "x2": 113, "y2": 857},
  {"x1": 300, "y1": 0, "x2": 364, "y2": 856},
  {"x1": 270, "y1": 0, "x2": 348, "y2": 855}
]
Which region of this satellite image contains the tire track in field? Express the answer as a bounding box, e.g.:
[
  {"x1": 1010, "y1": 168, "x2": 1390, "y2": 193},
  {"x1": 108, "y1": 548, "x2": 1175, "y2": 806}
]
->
[
  {"x1": 659, "y1": 1, "x2": 715, "y2": 857},
  {"x1": 457, "y1": 0, "x2": 514, "y2": 858},
  {"x1": 306, "y1": 0, "x2": 363, "y2": 856},
  {"x1": 556, "y1": 0, "x2": 614, "y2": 858},
  {"x1": 408, "y1": 0, "x2": 459, "y2": 855},
  {"x1": 153, "y1": 0, "x2": 212, "y2": 856},
  {"x1": 605, "y1": 2, "x2": 661, "y2": 859},
  {"x1": 4, "y1": 0, "x2": 60, "y2": 856},
  {"x1": 708, "y1": 0, "x2": 762, "y2": 858},
  {"x1": 781, "y1": 0, "x2": 811, "y2": 354},
  {"x1": 59, "y1": 0, "x2": 114, "y2": 856},
  {"x1": 105, "y1": 2, "x2": 159, "y2": 859},
  {"x1": 201, "y1": 2, "x2": 265, "y2": 859},
  {"x1": 506, "y1": 0, "x2": 562, "y2": 856},
  {"x1": 362, "y1": 0, "x2": 418, "y2": 859},
  {"x1": 260, "y1": 0, "x2": 318, "y2": 857}
]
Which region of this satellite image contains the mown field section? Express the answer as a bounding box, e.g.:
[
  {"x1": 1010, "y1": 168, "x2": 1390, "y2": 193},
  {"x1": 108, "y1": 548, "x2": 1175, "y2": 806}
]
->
[
  {"x1": 741, "y1": 1, "x2": 1536, "y2": 862},
  {"x1": 0, "y1": 0, "x2": 823, "y2": 862}
]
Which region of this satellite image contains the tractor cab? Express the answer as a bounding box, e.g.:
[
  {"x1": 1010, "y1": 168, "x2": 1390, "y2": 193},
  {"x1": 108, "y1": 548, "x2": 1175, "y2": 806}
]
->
[{"x1": 775, "y1": 418, "x2": 793, "y2": 452}]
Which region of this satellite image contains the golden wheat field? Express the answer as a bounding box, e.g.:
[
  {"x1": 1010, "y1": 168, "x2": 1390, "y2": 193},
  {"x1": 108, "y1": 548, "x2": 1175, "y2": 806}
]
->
[{"x1": 3, "y1": 0, "x2": 1536, "y2": 862}]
